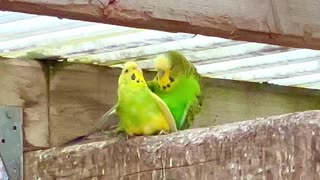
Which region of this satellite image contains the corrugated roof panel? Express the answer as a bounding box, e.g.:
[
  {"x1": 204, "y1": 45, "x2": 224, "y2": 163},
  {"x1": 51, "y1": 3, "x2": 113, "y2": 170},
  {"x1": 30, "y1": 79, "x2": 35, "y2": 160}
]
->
[
  {"x1": 0, "y1": 24, "x2": 134, "y2": 53},
  {"x1": 0, "y1": 11, "x2": 36, "y2": 24},
  {"x1": 300, "y1": 81, "x2": 320, "y2": 89},
  {"x1": 201, "y1": 49, "x2": 320, "y2": 75},
  {"x1": 214, "y1": 60, "x2": 320, "y2": 81},
  {"x1": 68, "y1": 35, "x2": 233, "y2": 64},
  {"x1": 269, "y1": 73, "x2": 320, "y2": 86},
  {"x1": 1, "y1": 11, "x2": 320, "y2": 90}
]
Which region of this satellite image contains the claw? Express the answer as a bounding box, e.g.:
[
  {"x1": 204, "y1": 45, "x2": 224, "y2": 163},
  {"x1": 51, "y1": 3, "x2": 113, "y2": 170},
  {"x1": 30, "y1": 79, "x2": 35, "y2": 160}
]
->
[
  {"x1": 126, "y1": 135, "x2": 138, "y2": 140},
  {"x1": 158, "y1": 130, "x2": 169, "y2": 135}
]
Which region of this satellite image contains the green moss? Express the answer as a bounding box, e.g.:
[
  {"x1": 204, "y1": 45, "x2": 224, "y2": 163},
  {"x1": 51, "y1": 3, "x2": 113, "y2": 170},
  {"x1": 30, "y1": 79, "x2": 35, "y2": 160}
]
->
[
  {"x1": 25, "y1": 51, "x2": 51, "y2": 60},
  {"x1": 48, "y1": 60, "x2": 72, "y2": 76},
  {"x1": 0, "y1": 56, "x2": 10, "y2": 60}
]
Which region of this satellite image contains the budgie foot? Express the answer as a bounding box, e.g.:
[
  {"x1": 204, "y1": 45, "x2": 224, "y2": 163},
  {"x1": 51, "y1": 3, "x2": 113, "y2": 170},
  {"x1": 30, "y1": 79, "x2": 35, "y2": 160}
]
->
[
  {"x1": 125, "y1": 134, "x2": 137, "y2": 140},
  {"x1": 110, "y1": 124, "x2": 119, "y2": 130},
  {"x1": 158, "y1": 130, "x2": 169, "y2": 135},
  {"x1": 106, "y1": 126, "x2": 125, "y2": 136}
]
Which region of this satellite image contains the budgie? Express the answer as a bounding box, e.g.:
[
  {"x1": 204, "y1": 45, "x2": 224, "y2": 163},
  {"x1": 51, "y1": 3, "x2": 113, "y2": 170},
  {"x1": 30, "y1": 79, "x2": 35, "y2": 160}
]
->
[
  {"x1": 87, "y1": 61, "x2": 177, "y2": 138},
  {"x1": 62, "y1": 61, "x2": 177, "y2": 146},
  {"x1": 65, "y1": 51, "x2": 201, "y2": 145},
  {"x1": 115, "y1": 61, "x2": 177, "y2": 135},
  {"x1": 147, "y1": 51, "x2": 203, "y2": 130}
]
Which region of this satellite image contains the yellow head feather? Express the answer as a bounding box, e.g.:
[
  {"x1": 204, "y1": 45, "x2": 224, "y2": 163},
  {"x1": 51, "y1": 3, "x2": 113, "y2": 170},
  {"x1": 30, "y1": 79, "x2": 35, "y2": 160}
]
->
[
  {"x1": 154, "y1": 54, "x2": 171, "y2": 71},
  {"x1": 154, "y1": 54, "x2": 172, "y2": 89},
  {"x1": 119, "y1": 61, "x2": 145, "y2": 85},
  {"x1": 123, "y1": 61, "x2": 138, "y2": 71}
]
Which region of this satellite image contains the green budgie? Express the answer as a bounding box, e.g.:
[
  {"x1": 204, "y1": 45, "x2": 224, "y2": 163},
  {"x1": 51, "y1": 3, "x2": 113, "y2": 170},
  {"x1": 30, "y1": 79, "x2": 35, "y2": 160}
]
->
[
  {"x1": 65, "y1": 51, "x2": 202, "y2": 144},
  {"x1": 148, "y1": 51, "x2": 203, "y2": 130}
]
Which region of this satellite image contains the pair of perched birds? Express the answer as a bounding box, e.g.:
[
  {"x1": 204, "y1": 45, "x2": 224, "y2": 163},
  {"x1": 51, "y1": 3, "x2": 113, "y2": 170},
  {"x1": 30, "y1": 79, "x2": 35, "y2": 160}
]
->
[{"x1": 87, "y1": 51, "x2": 203, "y2": 140}]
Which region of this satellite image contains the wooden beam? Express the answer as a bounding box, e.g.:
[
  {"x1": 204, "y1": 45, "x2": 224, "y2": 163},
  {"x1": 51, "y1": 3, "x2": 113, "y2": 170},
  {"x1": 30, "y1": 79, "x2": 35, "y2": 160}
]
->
[
  {"x1": 49, "y1": 64, "x2": 119, "y2": 146},
  {"x1": 24, "y1": 110, "x2": 320, "y2": 179},
  {"x1": 48, "y1": 62, "x2": 320, "y2": 146},
  {"x1": 0, "y1": 59, "x2": 49, "y2": 149},
  {"x1": 1, "y1": 0, "x2": 320, "y2": 49},
  {"x1": 2, "y1": 58, "x2": 318, "y2": 149}
]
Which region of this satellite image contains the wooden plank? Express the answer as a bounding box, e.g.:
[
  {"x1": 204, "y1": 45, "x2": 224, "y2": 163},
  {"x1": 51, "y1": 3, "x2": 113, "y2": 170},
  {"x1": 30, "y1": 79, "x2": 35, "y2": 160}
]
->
[
  {"x1": 193, "y1": 78, "x2": 320, "y2": 128},
  {"x1": 48, "y1": 63, "x2": 320, "y2": 146},
  {"x1": 24, "y1": 110, "x2": 320, "y2": 179},
  {"x1": 1, "y1": 0, "x2": 320, "y2": 49},
  {"x1": 0, "y1": 59, "x2": 49, "y2": 149},
  {"x1": 49, "y1": 64, "x2": 119, "y2": 146}
]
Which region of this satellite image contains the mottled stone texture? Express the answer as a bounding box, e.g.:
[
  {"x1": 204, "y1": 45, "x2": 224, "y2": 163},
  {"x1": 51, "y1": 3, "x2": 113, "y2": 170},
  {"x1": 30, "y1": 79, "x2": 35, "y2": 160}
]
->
[{"x1": 25, "y1": 110, "x2": 320, "y2": 180}]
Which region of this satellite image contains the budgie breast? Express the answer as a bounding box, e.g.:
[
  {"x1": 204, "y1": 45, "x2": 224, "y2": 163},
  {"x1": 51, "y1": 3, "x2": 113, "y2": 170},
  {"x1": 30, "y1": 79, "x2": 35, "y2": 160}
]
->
[
  {"x1": 116, "y1": 85, "x2": 170, "y2": 136},
  {"x1": 155, "y1": 76, "x2": 200, "y2": 130}
]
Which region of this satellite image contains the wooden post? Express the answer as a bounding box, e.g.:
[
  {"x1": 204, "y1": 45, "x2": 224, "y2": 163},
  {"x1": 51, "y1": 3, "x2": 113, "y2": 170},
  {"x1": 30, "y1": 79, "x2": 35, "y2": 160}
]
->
[
  {"x1": 0, "y1": 0, "x2": 320, "y2": 49},
  {"x1": 24, "y1": 110, "x2": 320, "y2": 179},
  {"x1": 49, "y1": 64, "x2": 119, "y2": 146},
  {"x1": 0, "y1": 59, "x2": 49, "y2": 150}
]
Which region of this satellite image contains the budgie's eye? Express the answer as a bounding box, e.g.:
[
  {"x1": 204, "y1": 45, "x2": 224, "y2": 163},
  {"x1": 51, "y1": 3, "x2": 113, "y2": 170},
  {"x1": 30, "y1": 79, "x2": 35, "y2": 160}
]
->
[{"x1": 124, "y1": 69, "x2": 129, "y2": 73}]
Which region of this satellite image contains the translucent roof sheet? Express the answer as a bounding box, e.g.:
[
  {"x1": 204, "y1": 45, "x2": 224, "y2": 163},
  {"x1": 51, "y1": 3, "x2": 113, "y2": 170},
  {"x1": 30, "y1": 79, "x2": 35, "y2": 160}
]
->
[{"x1": 1, "y1": 11, "x2": 320, "y2": 90}]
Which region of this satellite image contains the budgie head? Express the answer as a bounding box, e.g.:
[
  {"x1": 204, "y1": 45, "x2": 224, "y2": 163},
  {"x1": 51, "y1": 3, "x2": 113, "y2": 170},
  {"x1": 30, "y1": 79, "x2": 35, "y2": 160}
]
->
[
  {"x1": 119, "y1": 61, "x2": 146, "y2": 87},
  {"x1": 154, "y1": 51, "x2": 192, "y2": 90}
]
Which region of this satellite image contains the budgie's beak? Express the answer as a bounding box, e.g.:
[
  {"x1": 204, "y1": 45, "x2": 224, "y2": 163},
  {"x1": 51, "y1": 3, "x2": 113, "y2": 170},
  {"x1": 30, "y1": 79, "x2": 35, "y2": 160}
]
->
[
  {"x1": 154, "y1": 54, "x2": 172, "y2": 88},
  {"x1": 157, "y1": 69, "x2": 171, "y2": 88},
  {"x1": 157, "y1": 70, "x2": 164, "y2": 79}
]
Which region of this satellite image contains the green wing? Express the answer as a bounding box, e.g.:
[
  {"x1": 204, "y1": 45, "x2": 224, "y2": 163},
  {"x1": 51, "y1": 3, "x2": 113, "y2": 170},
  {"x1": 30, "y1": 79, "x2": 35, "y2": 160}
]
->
[
  {"x1": 181, "y1": 93, "x2": 203, "y2": 129},
  {"x1": 167, "y1": 51, "x2": 203, "y2": 129},
  {"x1": 183, "y1": 71, "x2": 203, "y2": 129}
]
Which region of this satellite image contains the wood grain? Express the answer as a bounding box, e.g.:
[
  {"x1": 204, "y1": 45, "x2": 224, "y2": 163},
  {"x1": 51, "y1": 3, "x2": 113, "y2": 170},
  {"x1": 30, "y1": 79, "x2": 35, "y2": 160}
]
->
[
  {"x1": 193, "y1": 78, "x2": 320, "y2": 127},
  {"x1": 1, "y1": 0, "x2": 320, "y2": 49},
  {"x1": 24, "y1": 110, "x2": 320, "y2": 179},
  {"x1": 49, "y1": 64, "x2": 119, "y2": 146},
  {"x1": 0, "y1": 59, "x2": 49, "y2": 148},
  {"x1": 48, "y1": 63, "x2": 320, "y2": 146}
]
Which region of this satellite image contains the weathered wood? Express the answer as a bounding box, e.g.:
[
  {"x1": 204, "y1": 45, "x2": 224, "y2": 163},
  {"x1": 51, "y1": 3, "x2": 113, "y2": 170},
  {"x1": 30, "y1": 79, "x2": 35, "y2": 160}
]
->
[
  {"x1": 24, "y1": 110, "x2": 320, "y2": 179},
  {"x1": 48, "y1": 63, "x2": 320, "y2": 146},
  {"x1": 194, "y1": 78, "x2": 320, "y2": 128},
  {"x1": 49, "y1": 64, "x2": 118, "y2": 146},
  {"x1": 1, "y1": 0, "x2": 320, "y2": 50},
  {"x1": 0, "y1": 59, "x2": 49, "y2": 149},
  {"x1": 1, "y1": 59, "x2": 318, "y2": 149}
]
